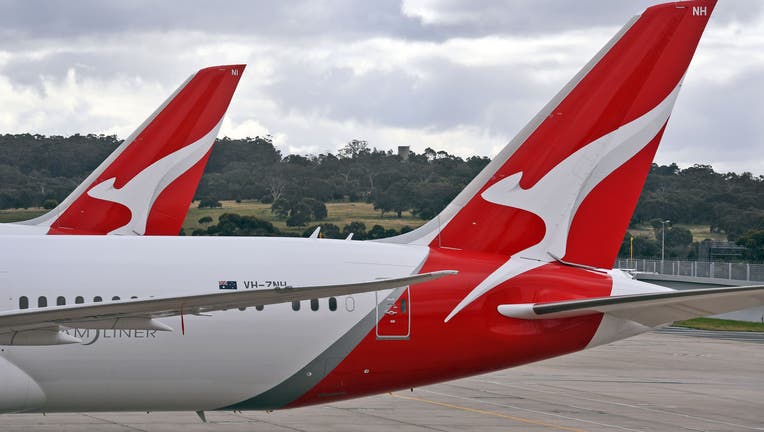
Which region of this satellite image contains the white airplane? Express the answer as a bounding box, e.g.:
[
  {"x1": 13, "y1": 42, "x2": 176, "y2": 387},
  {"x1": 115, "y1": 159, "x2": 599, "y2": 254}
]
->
[
  {"x1": 3, "y1": 0, "x2": 762, "y2": 417},
  {"x1": 0, "y1": 64, "x2": 245, "y2": 236}
]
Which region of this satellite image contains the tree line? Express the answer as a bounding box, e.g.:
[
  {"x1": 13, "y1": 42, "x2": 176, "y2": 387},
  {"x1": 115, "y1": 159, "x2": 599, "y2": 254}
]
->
[{"x1": 1, "y1": 133, "x2": 762, "y2": 260}]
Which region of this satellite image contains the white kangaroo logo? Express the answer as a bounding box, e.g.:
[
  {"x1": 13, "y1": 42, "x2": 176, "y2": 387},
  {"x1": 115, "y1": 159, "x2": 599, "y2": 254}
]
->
[
  {"x1": 87, "y1": 121, "x2": 223, "y2": 235},
  {"x1": 444, "y1": 84, "x2": 682, "y2": 322}
]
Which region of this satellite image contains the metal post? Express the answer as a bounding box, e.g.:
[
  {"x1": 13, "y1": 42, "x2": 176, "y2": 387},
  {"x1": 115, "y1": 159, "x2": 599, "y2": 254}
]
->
[
  {"x1": 747, "y1": 264, "x2": 751, "y2": 281},
  {"x1": 660, "y1": 220, "x2": 670, "y2": 274},
  {"x1": 729, "y1": 262, "x2": 732, "y2": 280},
  {"x1": 630, "y1": 235, "x2": 634, "y2": 262}
]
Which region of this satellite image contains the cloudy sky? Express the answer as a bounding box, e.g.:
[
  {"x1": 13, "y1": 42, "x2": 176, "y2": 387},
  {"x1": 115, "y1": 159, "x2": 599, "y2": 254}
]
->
[{"x1": 1, "y1": 1, "x2": 762, "y2": 174}]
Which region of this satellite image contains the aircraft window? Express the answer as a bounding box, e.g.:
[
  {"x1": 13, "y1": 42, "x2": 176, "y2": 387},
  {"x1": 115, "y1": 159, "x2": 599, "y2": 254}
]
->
[
  {"x1": 345, "y1": 296, "x2": 355, "y2": 312},
  {"x1": 130, "y1": 296, "x2": 138, "y2": 299},
  {"x1": 255, "y1": 305, "x2": 264, "y2": 311},
  {"x1": 328, "y1": 297, "x2": 337, "y2": 311},
  {"x1": 19, "y1": 296, "x2": 28, "y2": 309},
  {"x1": 93, "y1": 296, "x2": 102, "y2": 303},
  {"x1": 56, "y1": 296, "x2": 66, "y2": 306},
  {"x1": 401, "y1": 298, "x2": 407, "y2": 313},
  {"x1": 38, "y1": 296, "x2": 47, "y2": 308},
  {"x1": 238, "y1": 307, "x2": 246, "y2": 311},
  {"x1": 310, "y1": 298, "x2": 319, "y2": 311},
  {"x1": 75, "y1": 296, "x2": 84, "y2": 304},
  {"x1": 112, "y1": 296, "x2": 120, "y2": 301},
  {"x1": 292, "y1": 300, "x2": 300, "y2": 311}
]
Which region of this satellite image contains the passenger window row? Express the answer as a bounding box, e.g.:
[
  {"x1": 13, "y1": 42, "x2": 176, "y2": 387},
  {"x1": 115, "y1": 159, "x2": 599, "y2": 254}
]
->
[
  {"x1": 19, "y1": 296, "x2": 341, "y2": 312},
  {"x1": 18, "y1": 295, "x2": 138, "y2": 309},
  {"x1": 290, "y1": 297, "x2": 338, "y2": 312}
]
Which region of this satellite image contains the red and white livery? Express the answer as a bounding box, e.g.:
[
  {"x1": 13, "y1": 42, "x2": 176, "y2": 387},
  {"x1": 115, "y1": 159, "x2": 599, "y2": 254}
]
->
[{"x1": 0, "y1": 64, "x2": 245, "y2": 236}]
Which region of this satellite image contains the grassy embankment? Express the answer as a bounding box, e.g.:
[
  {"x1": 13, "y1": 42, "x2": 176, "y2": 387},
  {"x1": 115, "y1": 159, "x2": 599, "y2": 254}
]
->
[
  {"x1": 0, "y1": 209, "x2": 46, "y2": 223},
  {"x1": 673, "y1": 317, "x2": 764, "y2": 332}
]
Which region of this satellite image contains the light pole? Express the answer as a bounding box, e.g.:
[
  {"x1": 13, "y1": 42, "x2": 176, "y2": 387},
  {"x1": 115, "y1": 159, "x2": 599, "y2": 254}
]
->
[
  {"x1": 629, "y1": 235, "x2": 634, "y2": 264},
  {"x1": 660, "y1": 219, "x2": 670, "y2": 273}
]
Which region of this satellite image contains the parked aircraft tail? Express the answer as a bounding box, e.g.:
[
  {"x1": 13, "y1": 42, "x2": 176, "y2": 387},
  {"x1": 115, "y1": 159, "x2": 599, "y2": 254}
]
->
[
  {"x1": 385, "y1": 1, "x2": 715, "y2": 271},
  {"x1": 22, "y1": 64, "x2": 246, "y2": 235}
]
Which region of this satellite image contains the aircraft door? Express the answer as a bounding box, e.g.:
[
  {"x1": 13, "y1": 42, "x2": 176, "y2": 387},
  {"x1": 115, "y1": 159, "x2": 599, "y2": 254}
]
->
[{"x1": 375, "y1": 287, "x2": 410, "y2": 340}]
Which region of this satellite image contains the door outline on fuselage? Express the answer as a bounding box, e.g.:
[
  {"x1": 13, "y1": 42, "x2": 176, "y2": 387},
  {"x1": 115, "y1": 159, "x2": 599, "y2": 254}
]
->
[{"x1": 375, "y1": 286, "x2": 410, "y2": 340}]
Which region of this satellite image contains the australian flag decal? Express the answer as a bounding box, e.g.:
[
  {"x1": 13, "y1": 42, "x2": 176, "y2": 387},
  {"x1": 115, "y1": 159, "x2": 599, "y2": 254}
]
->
[{"x1": 218, "y1": 280, "x2": 238, "y2": 290}]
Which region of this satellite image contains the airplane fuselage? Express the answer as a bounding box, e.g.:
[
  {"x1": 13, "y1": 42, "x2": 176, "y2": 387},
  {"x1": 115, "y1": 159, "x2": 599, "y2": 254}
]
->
[{"x1": 0, "y1": 235, "x2": 654, "y2": 413}]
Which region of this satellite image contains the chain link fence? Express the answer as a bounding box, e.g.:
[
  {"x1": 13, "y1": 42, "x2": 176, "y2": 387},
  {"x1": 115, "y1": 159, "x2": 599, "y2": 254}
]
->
[{"x1": 615, "y1": 258, "x2": 764, "y2": 283}]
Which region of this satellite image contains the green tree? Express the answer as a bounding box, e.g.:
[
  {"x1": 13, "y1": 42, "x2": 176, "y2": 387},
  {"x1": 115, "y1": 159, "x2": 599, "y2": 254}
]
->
[
  {"x1": 197, "y1": 198, "x2": 222, "y2": 209},
  {"x1": 286, "y1": 201, "x2": 312, "y2": 227},
  {"x1": 198, "y1": 213, "x2": 282, "y2": 236},
  {"x1": 619, "y1": 232, "x2": 660, "y2": 258},
  {"x1": 342, "y1": 221, "x2": 367, "y2": 240},
  {"x1": 42, "y1": 199, "x2": 58, "y2": 210},
  {"x1": 736, "y1": 230, "x2": 764, "y2": 261},
  {"x1": 302, "y1": 198, "x2": 328, "y2": 220},
  {"x1": 271, "y1": 197, "x2": 291, "y2": 219}
]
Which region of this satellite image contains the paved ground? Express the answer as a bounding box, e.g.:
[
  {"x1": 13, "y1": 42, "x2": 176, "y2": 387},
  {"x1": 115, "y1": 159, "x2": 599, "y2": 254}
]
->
[{"x1": 2, "y1": 330, "x2": 763, "y2": 431}]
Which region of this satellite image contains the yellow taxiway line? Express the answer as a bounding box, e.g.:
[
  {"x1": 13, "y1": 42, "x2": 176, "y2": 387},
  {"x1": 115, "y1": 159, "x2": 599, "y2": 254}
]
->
[{"x1": 390, "y1": 392, "x2": 589, "y2": 432}]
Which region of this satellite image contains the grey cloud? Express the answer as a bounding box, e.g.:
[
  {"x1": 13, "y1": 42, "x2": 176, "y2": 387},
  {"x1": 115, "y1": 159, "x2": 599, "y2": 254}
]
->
[
  {"x1": 403, "y1": 0, "x2": 764, "y2": 35},
  {"x1": 2, "y1": 50, "x2": 181, "y2": 88},
  {"x1": 0, "y1": 0, "x2": 430, "y2": 43},
  {"x1": 662, "y1": 67, "x2": 764, "y2": 173},
  {"x1": 264, "y1": 56, "x2": 552, "y2": 131},
  {"x1": 2, "y1": 0, "x2": 760, "y2": 46}
]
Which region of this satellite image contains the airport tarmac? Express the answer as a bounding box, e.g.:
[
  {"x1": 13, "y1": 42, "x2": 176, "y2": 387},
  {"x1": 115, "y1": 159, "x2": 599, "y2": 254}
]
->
[{"x1": 2, "y1": 329, "x2": 762, "y2": 432}]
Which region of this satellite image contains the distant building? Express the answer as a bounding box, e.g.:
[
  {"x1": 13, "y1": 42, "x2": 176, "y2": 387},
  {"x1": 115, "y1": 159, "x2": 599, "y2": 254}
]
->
[
  {"x1": 697, "y1": 239, "x2": 746, "y2": 261},
  {"x1": 398, "y1": 146, "x2": 410, "y2": 161}
]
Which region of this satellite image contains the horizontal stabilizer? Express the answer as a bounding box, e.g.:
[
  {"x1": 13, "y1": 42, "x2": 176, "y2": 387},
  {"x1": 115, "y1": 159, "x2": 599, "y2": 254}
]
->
[
  {"x1": 498, "y1": 285, "x2": 764, "y2": 327},
  {"x1": 0, "y1": 270, "x2": 457, "y2": 341}
]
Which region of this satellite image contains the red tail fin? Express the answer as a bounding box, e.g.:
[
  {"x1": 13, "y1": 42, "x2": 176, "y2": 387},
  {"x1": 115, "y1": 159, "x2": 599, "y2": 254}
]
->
[
  {"x1": 26, "y1": 64, "x2": 245, "y2": 235},
  {"x1": 388, "y1": 1, "x2": 715, "y2": 269}
]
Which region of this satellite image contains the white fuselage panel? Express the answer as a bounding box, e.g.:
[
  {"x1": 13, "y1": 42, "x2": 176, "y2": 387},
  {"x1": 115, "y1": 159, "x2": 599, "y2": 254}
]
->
[{"x1": 0, "y1": 236, "x2": 429, "y2": 411}]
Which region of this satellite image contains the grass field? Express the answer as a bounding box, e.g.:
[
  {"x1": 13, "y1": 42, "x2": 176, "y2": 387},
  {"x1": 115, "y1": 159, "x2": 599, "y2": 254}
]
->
[
  {"x1": 185, "y1": 201, "x2": 427, "y2": 234},
  {"x1": 674, "y1": 317, "x2": 764, "y2": 332},
  {"x1": 0, "y1": 209, "x2": 45, "y2": 223}
]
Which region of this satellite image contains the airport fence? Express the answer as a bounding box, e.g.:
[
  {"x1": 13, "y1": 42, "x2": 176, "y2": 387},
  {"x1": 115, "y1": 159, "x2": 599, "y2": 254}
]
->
[{"x1": 614, "y1": 258, "x2": 764, "y2": 283}]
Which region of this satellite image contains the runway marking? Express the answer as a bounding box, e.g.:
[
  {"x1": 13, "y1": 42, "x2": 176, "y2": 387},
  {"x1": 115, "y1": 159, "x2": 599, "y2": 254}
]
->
[
  {"x1": 327, "y1": 405, "x2": 448, "y2": 432},
  {"x1": 80, "y1": 413, "x2": 149, "y2": 432},
  {"x1": 436, "y1": 384, "x2": 646, "y2": 432},
  {"x1": 231, "y1": 411, "x2": 309, "y2": 431},
  {"x1": 390, "y1": 392, "x2": 589, "y2": 432},
  {"x1": 470, "y1": 379, "x2": 764, "y2": 431},
  {"x1": 416, "y1": 388, "x2": 644, "y2": 432}
]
